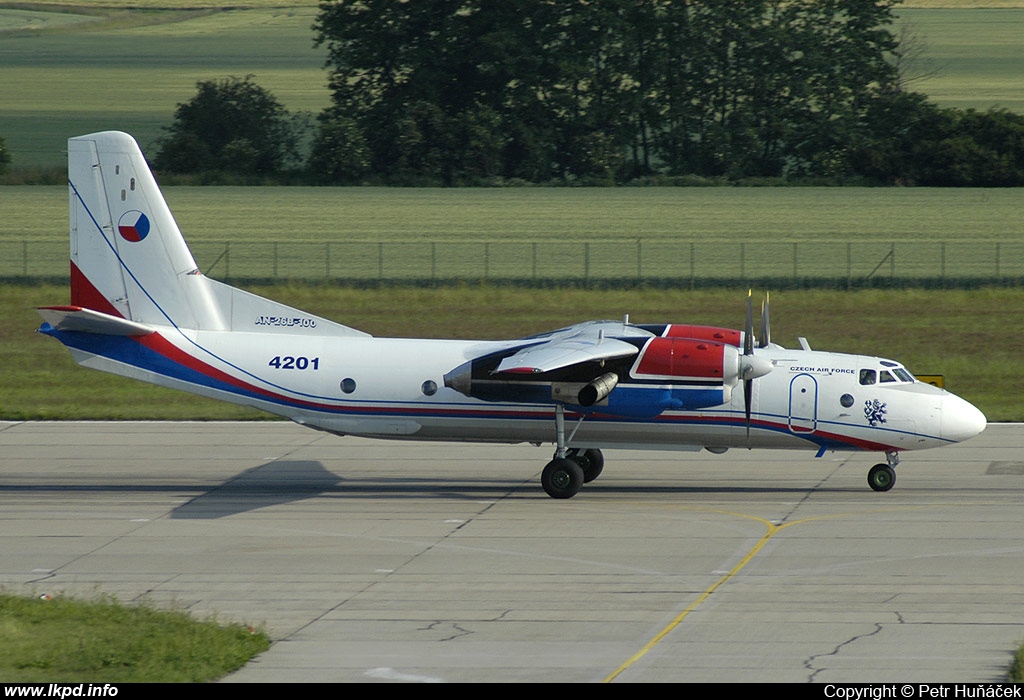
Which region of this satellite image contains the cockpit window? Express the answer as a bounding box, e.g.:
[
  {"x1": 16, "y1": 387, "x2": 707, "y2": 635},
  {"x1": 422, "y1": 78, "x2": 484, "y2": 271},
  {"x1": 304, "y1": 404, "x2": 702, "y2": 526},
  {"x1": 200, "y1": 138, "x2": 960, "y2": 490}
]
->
[
  {"x1": 894, "y1": 368, "x2": 915, "y2": 383},
  {"x1": 862, "y1": 365, "x2": 915, "y2": 385}
]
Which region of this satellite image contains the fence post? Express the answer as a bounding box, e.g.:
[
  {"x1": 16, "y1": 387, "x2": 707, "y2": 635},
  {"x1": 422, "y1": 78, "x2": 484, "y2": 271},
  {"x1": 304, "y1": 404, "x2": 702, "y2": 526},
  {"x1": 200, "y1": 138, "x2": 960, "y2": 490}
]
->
[
  {"x1": 584, "y1": 242, "x2": 590, "y2": 284},
  {"x1": 636, "y1": 239, "x2": 642, "y2": 285},
  {"x1": 846, "y1": 242, "x2": 852, "y2": 290},
  {"x1": 690, "y1": 242, "x2": 695, "y2": 289}
]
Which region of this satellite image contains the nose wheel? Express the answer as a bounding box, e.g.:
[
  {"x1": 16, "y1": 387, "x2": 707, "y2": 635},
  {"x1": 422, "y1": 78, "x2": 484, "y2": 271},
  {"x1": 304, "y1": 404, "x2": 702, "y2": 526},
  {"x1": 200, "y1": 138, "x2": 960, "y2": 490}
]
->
[{"x1": 867, "y1": 451, "x2": 899, "y2": 492}]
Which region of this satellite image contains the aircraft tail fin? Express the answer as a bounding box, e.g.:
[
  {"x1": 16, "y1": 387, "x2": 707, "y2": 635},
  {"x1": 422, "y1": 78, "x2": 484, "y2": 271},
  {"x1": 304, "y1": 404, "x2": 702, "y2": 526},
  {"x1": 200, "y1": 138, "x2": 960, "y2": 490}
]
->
[{"x1": 64, "y1": 131, "x2": 367, "y2": 337}]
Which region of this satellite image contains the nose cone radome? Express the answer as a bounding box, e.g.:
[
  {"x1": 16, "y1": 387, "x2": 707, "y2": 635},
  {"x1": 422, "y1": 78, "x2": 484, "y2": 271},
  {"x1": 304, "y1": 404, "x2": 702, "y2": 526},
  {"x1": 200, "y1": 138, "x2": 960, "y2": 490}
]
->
[{"x1": 941, "y1": 393, "x2": 987, "y2": 443}]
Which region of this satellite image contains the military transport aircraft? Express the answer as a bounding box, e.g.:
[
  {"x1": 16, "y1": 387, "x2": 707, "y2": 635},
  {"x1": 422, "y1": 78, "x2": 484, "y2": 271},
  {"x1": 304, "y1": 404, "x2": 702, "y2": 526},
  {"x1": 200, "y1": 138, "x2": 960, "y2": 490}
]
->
[{"x1": 37, "y1": 131, "x2": 987, "y2": 498}]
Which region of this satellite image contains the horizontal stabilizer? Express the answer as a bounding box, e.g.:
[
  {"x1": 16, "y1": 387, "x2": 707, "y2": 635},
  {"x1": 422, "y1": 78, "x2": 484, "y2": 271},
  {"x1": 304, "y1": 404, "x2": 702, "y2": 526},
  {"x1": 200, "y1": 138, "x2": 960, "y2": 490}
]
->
[{"x1": 36, "y1": 306, "x2": 154, "y2": 336}]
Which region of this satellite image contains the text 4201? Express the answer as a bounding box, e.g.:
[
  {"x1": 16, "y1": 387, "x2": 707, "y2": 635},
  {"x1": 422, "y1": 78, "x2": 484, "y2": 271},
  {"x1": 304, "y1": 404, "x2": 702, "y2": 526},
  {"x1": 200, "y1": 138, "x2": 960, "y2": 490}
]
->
[{"x1": 268, "y1": 356, "x2": 320, "y2": 370}]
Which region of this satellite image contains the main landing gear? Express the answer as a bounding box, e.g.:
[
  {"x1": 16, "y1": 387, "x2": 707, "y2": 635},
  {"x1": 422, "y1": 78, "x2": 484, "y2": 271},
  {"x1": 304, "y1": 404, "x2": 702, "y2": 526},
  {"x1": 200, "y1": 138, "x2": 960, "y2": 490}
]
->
[
  {"x1": 541, "y1": 405, "x2": 604, "y2": 499},
  {"x1": 867, "y1": 451, "x2": 899, "y2": 492}
]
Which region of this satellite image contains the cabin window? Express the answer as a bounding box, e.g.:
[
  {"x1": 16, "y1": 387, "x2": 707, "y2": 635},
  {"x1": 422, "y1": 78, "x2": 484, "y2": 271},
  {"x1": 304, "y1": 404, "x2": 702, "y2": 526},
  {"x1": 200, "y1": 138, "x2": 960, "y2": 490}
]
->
[
  {"x1": 859, "y1": 369, "x2": 876, "y2": 385},
  {"x1": 879, "y1": 370, "x2": 896, "y2": 383},
  {"x1": 421, "y1": 380, "x2": 437, "y2": 396},
  {"x1": 840, "y1": 394, "x2": 855, "y2": 408},
  {"x1": 340, "y1": 378, "x2": 356, "y2": 394}
]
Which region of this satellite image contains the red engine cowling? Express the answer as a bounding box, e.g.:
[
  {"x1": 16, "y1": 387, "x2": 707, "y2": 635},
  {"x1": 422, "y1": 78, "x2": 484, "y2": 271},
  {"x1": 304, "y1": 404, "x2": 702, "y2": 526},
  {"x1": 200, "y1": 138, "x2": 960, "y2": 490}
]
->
[
  {"x1": 630, "y1": 337, "x2": 743, "y2": 390},
  {"x1": 661, "y1": 324, "x2": 742, "y2": 348}
]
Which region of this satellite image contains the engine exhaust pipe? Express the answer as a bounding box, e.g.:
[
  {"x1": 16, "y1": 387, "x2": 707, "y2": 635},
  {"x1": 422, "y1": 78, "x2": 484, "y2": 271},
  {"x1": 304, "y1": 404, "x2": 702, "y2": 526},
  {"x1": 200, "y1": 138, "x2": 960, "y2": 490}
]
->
[{"x1": 578, "y1": 372, "x2": 618, "y2": 407}]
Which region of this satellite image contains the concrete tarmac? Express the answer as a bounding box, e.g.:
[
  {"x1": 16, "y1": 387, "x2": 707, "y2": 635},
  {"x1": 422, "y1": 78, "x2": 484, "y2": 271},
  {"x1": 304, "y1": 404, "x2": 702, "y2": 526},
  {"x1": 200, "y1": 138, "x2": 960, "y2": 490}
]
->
[{"x1": 1, "y1": 420, "x2": 1022, "y2": 683}]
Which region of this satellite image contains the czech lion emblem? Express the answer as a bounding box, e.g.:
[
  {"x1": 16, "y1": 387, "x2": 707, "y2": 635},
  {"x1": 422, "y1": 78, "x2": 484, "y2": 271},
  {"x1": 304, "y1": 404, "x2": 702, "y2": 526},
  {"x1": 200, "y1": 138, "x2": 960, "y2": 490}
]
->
[{"x1": 864, "y1": 399, "x2": 887, "y2": 427}]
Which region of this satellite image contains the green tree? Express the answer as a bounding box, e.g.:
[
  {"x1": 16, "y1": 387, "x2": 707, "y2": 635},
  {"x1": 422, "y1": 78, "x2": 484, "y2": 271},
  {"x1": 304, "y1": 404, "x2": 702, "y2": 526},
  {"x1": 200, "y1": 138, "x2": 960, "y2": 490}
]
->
[
  {"x1": 322, "y1": 1, "x2": 642, "y2": 182},
  {"x1": 313, "y1": 0, "x2": 993, "y2": 185},
  {"x1": 307, "y1": 114, "x2": 369, "y2": 184},
  {"x1": 155, "y1": 75, "x2": 297, "y2": 175},
  {"x1": 849, "y1": 92, "x2": 1024, "y2": 186}
]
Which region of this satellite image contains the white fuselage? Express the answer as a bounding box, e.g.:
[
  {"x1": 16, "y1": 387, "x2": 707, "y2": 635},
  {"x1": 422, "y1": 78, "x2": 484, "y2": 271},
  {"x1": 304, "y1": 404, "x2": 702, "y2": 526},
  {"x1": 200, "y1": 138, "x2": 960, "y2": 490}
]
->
[{"x1": 68, "y1": 325, "x2": 985, "y2": 456}]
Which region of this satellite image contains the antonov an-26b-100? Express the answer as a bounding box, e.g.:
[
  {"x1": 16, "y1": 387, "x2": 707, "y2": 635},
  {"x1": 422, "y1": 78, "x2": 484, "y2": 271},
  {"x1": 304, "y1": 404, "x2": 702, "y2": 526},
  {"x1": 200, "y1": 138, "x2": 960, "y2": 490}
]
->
[{"x1": 37, "y1": 132, "x2": 987, "y2": 498}]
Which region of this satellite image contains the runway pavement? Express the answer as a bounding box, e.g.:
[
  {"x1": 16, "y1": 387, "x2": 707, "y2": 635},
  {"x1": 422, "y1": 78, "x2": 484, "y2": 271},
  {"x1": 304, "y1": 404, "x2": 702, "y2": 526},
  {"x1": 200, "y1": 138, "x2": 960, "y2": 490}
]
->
[{"x1": 1, "y1": 420, "x2": 1022, "y2": 683}]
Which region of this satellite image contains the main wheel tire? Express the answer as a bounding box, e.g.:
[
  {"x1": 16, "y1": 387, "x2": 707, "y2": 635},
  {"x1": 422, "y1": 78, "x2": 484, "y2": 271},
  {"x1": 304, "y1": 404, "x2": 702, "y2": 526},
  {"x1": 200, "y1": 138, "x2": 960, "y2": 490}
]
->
[
  {"x1": 542, "y1": 458, "x2": 584, "y2": 499},
  {"x1": 570, "y1": 448, "x2": 604, "y2": 483},
  {"x1": 868, "y1": 463, "x2": 896, "y2": 492}
]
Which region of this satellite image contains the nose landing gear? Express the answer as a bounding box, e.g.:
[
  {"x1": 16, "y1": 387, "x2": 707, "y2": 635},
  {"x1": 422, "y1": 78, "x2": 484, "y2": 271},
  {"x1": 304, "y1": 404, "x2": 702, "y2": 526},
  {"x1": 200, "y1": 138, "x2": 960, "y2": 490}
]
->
[{"x1": 867, "y1": 451, "x2": 899, "y2": 492}]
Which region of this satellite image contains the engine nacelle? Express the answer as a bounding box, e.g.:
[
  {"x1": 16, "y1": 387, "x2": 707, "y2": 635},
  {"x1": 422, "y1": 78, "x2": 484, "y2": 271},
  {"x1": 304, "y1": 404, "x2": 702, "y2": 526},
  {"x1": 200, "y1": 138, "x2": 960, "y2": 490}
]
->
[
  {"x1": 630, "y1": 337, "x2": 770, "y2": 388},
  {"x1": 631, "y1": 337, "x2": 731, "y2": 382}
]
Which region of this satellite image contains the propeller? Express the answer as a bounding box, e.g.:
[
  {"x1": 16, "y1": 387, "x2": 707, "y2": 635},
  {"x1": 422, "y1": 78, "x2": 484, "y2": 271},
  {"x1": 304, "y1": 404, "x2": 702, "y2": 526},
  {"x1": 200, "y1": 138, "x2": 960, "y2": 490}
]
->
[
  {"x1": 759, "y1": 291, "x2": 771, "y2": 348},
  {"x1": 739, "y1": 290, "x2": 773, "y2": 437}
]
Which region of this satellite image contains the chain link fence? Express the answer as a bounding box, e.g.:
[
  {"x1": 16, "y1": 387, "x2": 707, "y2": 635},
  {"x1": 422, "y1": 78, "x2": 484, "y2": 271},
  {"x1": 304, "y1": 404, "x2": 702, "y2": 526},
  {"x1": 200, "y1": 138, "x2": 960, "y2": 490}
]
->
[{"x1": 3, "y1": 239, "x2": 1022, "y2": 287}]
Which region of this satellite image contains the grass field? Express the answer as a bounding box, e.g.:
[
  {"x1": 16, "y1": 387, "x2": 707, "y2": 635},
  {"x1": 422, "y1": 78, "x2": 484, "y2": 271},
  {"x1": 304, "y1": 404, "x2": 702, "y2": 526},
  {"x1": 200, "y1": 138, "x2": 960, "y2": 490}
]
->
[
  {"x1": 3, "y1": 185, "x2": 1022, "y2": 243},
  {"x1": 3, "y1": 186, "x2": 1021, "y2": 282},
  {"x1": 0, "y1": 593, "x2": 270, "y2": 682},
  {"x1": 1, "y1": 3, "x2": 328, "y2": 169},
  {"x1": 1, "y1": 2, "x2": 1022, "y2": 169},
  {"x1": 896, "y1": 6, "x2": 1024, "y2": 110}
]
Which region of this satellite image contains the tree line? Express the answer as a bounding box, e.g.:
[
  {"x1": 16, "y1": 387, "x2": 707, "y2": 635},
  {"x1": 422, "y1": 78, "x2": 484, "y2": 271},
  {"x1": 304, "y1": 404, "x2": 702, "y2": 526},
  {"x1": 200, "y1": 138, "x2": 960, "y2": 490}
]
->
[{"x1": 148, "y1": 0, "x2": 1024, "y2": 186}]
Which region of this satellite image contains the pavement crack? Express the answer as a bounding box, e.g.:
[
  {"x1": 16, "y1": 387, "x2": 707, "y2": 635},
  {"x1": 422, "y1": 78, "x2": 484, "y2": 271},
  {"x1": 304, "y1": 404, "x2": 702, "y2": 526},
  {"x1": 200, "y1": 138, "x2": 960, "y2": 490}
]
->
[
  {"x1": 419, "y1": 620, "x2": 473, "y2": 642},
  {"x1": 807, "y1": 622, "x2": 884, "y2": 682}
]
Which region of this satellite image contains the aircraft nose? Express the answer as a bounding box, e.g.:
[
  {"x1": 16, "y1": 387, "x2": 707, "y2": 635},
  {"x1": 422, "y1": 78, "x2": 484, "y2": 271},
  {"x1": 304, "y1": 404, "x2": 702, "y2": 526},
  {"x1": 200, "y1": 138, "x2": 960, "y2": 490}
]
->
[{"x1": 941, "y1": 393, "x2": 987, "y2": 443}]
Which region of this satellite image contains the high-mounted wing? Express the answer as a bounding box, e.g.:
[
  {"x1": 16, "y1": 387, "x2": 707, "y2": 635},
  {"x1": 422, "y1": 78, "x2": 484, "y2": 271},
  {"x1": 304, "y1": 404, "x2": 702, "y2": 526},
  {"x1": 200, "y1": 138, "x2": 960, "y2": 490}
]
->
[
  {"x1": 495, "y1": 335, "x2": 639, "y2": 374},
  {"x1": 444, "y1": 321, "x2": 651, "y2": 400}
]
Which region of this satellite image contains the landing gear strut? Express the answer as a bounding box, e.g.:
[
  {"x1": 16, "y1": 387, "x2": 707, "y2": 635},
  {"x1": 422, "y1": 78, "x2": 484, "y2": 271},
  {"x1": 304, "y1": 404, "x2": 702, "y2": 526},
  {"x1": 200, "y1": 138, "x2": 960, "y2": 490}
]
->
[
  {"x1": 540, "y1": 405, "x2": 604, "y2": 499},
  {"x1": 867, "y1": 451, "x2": 899, "y2": 492}
]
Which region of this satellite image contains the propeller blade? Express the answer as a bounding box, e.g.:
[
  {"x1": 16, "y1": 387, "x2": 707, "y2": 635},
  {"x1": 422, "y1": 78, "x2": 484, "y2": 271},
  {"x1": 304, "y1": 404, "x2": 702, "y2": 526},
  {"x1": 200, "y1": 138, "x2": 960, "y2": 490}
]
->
[
  {"x1": 759, "y1": 291, "x2": 771, "y2": 348},
  {"x1": 742, "y1": 291, "x2": 774, "y2": 438},
  {"x1": 744, "y1": 290, "x2": 754, "y2": 436},
  {"x1": 744, "y1": 289, "x2": 754, "y2": 356},
  {"x1": 744, "y1": 377, "x2": 753, "y2": 438}
]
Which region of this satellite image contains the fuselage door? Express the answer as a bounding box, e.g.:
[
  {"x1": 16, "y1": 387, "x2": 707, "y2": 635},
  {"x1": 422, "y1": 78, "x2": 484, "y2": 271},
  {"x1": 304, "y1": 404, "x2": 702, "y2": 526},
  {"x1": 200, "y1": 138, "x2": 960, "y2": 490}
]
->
[{"x1": 788, "y1": 373, "x2": 818, "y2": 434}]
